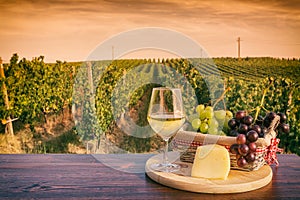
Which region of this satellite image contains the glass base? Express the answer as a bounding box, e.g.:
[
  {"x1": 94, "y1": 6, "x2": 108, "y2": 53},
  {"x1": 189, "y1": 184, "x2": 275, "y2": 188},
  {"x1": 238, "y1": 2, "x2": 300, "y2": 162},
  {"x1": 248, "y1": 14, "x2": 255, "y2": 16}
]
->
[{"x1": 151, "y1": 163, "x2": 180, "y2": 173}]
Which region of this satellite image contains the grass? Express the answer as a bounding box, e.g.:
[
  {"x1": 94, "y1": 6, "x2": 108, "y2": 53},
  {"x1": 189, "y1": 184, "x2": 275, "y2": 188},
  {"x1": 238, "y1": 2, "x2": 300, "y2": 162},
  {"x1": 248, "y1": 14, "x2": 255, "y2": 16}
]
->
[{"x1": 0, "y1": 120, "x2": 85, "y2": 154}]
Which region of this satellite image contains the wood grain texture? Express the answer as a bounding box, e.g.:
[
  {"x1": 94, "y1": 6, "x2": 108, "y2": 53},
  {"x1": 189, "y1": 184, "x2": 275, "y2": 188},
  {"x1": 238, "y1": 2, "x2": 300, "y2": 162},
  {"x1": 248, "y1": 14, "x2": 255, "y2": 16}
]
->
[
  {"x1": 145, "y1": 152, "x2": 272, "y2": 194},
  {"x1": 0, "y1": 154, "x2": 299, "y2": 199}
]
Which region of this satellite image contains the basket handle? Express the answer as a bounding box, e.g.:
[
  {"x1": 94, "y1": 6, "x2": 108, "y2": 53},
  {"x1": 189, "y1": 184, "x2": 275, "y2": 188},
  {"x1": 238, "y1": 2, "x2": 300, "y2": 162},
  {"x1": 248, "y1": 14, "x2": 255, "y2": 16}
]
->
[{"x1": 264, "y1": 115, "x2": 280, "y2": 146}]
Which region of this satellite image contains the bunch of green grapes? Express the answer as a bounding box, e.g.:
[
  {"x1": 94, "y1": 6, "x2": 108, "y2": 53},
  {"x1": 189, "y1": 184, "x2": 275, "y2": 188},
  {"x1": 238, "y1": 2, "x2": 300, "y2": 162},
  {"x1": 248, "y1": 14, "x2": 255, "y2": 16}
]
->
[{"x1": 189, "y1": 104, "x2": 233, "y2": 135}]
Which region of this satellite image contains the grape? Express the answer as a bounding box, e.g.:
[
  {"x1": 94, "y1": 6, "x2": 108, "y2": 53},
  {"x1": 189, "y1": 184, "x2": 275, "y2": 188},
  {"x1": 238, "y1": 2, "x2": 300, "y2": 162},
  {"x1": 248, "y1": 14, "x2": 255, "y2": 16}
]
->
[
  {"x1": 208, "y1": 127, "x2": 218, "y2": 135},
  {"x1": 188, "y1": 113, "x2": 199, "y2": 123},
  {"x1": 266, "y1": 111, "x2": 277, "y2": 121},
  {"x1": 200, "y1": 110, "x2": 214, "y2": 120},
  {"x1": 196, "y1": 104, "x2": 205, "y2": 115},
  {"x1": 200, "y1": 123, "x2": 209, "y2": 133},
  {"x1": 223, "y1": 117, "x2": 230, "y2": 129},
  {"x1": 191, "y1": 118, "x2": 201, "y2": 130},
  {"x1": 205, "y1": 110, "x2": 214, "y2": 119},
  {"x1": 263, "y1": 118, "x2": 271, "y2": 128},
  {"x1": 245, "y1": 152, "x2": 255, "y2": 163},
  {"x1": 228, "y1": 110, "x2": 290, "y2": 168},
  {"x1": 260, "y1": 127, "x2": 268, "y2": 138},
  {"x1": 238, "y1": 124, "x2": 248, "y2": 134},
  {"x1": 218, "y1": 130, "x2": 226, "y2": 136},
  {"x1": 255, "y1": 115, "x2": 264, "y2": 125},
  {"x1": 248, "y1": 142, "x2": 257, "y2": 152},
  {"x1": 264, "y1": 112, "x2": 278, "y2": 127},
  {"x1": 278, "y1": 123, "x2": 290, "y2": 134},
  {"x1": 246, "y1": 130, "x2": 259, "y2": 143},
  {"x1": 230, "y1": 144, "x2": 239, "y2": 154},
  {"x1": 193, "y1": 105, "x2": 236, "y2": 136},
  {"x1": 214, "y1": 110, "x2": 226, "y2": 120},
  {"x1": 258, "y1": 132, "x2": 264, "y2": 138},
  {"x1": 237, "y1": 157, "x2": 247, "y2": 167},
  {"x1": 235, "y1": 110, "x2": 246, "y2": 121},
  {"x1": 226, "y1": 110, "x2": 233, "y2": 118},
  {"x1": 236, "y1": 134, "x2": 246, "y2": 144},
  {"x1": 228, "y1": 118, "x2": 238, "y2": 129},
  {"x1": 277, "y1": 112, "x2": 287, "y2": 123},
  {"x1": 238, "y1": 144, "x2": 249, "y2": 156},
  {"x1": 199, "y1": 111, "x2": 206, "y2": 120},
  {"x1": 235, "y1": 154, "x2": 242, "y2": 160},
  {"x1": 205, "y1": 106, "x2": 214, "y2": 112},
  {"x1": 250, "y1": 124, "x2": 261, "y2": 135},
  {"x1": 242, "y1": 115, "x2": 253, "y2": 126},
  {"x1": 229, "y1": 129, "x2": 239, "y2": 137},
  {"x1": 208, "y1": 118, "x2": 219, "y2": 128}
]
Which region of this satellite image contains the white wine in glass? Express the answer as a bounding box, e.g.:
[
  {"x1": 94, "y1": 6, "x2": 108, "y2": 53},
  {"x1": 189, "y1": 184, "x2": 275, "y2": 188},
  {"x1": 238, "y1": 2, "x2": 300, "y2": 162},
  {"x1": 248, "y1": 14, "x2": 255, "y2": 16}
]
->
[{"x1": 147, "y1": 87, "x2": 185, "y2": 172}]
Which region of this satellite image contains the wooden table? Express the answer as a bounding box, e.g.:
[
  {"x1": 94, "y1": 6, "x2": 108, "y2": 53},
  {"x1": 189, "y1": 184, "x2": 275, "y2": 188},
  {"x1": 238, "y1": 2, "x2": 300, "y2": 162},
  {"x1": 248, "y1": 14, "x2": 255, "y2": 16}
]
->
[{"x1": 0, "y1": 154, "x2": 299, "y2": 199}]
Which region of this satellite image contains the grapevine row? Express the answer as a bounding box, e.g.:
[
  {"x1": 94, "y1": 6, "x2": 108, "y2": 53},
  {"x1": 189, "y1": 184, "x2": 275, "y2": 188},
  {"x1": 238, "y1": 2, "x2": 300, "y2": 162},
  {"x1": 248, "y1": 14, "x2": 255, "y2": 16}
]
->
[{"x1": 0, "y1": 54, "x2": 299, "y2": 155}]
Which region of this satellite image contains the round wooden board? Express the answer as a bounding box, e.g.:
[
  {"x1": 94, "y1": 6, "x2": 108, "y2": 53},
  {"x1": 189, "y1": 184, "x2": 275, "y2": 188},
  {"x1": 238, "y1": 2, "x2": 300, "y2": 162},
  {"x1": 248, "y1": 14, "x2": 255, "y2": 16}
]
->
[{"x1": 145, "y1": 152, "x2": 272, "y2": 194}]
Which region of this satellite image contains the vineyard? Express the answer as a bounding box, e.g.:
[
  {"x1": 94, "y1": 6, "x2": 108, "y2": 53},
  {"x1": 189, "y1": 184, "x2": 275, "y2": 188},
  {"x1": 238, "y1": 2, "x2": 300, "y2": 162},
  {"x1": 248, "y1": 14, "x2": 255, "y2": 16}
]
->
[{"x1": 0, "y1": 54, "x2": 299, "y2": 155}]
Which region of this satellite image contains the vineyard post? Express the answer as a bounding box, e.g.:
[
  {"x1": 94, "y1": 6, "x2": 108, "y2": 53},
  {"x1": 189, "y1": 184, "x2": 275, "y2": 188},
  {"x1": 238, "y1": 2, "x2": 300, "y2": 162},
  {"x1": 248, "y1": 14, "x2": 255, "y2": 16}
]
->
[
  {"x1": 87, "y1": 61, "x2": 94, "y2": 94},
  {"x1": 0, "y1": 57, "x2": 14, "y2": 136},
  {"x1": 87, "y1": 61, "x2": 99, "y2": 147}
]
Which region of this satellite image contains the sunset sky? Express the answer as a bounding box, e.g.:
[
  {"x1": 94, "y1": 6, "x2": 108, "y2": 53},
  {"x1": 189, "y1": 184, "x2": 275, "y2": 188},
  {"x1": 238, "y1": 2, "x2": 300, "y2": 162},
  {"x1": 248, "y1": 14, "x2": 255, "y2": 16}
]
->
[{"x1": 0, "y1": 0, "x2": 299, "y2": 62}]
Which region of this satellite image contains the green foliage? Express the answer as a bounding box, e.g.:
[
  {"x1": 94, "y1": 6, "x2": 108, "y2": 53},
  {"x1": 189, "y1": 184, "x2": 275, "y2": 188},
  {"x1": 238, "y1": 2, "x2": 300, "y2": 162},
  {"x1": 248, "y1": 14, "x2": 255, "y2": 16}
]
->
[
  {"x1": 95, "y1": 58, "x2": 205, "y2": 139},
  {"x1": 72, "y1": 61, "x2": 109, "y2": 141},
  {"x1": 1, "y1": 54, "x2": 75, "y2": 124},
  {"x1": 225, "y1": 77, "x2": 300, "y2": 155},
  {"x1": 0, "y1": 55, "x2": 299, "y2": 155}
]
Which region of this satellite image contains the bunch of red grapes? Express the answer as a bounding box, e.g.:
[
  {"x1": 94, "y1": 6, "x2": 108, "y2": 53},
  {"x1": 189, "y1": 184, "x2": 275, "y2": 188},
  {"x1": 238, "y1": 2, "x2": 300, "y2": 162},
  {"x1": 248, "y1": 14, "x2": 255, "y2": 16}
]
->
[{"x1": 228, "y1": 110, "x2": 289, "y2": 168}]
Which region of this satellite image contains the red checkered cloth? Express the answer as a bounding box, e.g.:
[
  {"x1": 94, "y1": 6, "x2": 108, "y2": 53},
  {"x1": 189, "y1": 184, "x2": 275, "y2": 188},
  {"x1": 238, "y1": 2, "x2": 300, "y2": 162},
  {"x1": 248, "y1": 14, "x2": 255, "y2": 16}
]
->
[
  {"x1": 173, "y1": 137, "x2": 283, "y2": 166},
  {"x1": 264, "y1": 138, "x2": 283, "y2": 166},
  {"x1": 173, "y1": 139, "x2": 202, "y2": 147}
]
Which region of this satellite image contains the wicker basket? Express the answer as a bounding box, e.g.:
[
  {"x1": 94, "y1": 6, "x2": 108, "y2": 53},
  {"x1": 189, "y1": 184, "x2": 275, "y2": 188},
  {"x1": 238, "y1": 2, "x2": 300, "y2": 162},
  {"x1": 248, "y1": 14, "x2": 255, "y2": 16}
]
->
[{"x1": 172, "y1": 115, "x2": 282, "y2": 171}]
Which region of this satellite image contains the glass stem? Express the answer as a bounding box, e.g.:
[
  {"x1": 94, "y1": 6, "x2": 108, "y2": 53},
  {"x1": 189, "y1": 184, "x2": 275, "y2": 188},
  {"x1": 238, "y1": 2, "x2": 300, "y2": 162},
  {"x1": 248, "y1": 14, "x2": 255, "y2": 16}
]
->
[{"x1": 163, "y1": 138, "x2": 169, "y2": 166}]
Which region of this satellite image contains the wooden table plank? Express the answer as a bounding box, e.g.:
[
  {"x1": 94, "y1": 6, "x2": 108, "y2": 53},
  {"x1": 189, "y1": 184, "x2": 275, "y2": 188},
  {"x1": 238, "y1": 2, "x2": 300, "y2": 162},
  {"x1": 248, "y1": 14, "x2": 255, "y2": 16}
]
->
[{"x1": 0, "y1": 154, "x2": 299, "y2": 199}]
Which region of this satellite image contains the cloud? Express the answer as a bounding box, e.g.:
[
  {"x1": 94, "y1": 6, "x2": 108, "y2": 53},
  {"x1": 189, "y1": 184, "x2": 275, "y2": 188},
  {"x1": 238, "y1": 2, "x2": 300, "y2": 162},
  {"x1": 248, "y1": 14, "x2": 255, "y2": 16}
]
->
[
  {"x1": 1, "y1": 0, "x2": 298, "y2": 29},
  {"x1": 0, "y1": 0, "x2": 299, "y2": 61}
]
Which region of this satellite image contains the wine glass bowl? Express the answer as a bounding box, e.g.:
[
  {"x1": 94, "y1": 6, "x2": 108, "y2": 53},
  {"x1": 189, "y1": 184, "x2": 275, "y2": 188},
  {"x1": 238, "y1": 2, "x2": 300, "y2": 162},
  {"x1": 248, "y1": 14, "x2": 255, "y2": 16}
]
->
[{"x1": 147, "y1": 87, "x2": 185, "y2": 172}]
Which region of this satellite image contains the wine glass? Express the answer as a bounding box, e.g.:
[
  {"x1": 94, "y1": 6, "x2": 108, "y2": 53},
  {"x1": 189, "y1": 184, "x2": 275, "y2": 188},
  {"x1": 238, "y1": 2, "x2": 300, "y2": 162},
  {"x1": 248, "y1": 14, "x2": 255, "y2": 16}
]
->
[{"x1": 147, "y1": 87, "x2": 185, "y2": 172}]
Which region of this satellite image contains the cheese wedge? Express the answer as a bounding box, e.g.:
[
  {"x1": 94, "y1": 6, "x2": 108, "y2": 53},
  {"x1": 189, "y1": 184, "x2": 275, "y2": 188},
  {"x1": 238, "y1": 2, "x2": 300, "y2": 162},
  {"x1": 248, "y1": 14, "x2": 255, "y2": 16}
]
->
[{"x1": 191, "y1": 144, "x2": 230, "y2": 180}]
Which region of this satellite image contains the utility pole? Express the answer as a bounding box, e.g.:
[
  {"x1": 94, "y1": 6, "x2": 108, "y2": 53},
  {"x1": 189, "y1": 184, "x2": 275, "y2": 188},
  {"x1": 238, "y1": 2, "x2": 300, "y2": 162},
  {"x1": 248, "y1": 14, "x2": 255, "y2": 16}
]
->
[
  {"x1": 0, "y1": 57, "x2": 14, "y2": 136},
  {"x1": 237, "y1": 37, "x2": 241, "y2": 60}
]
